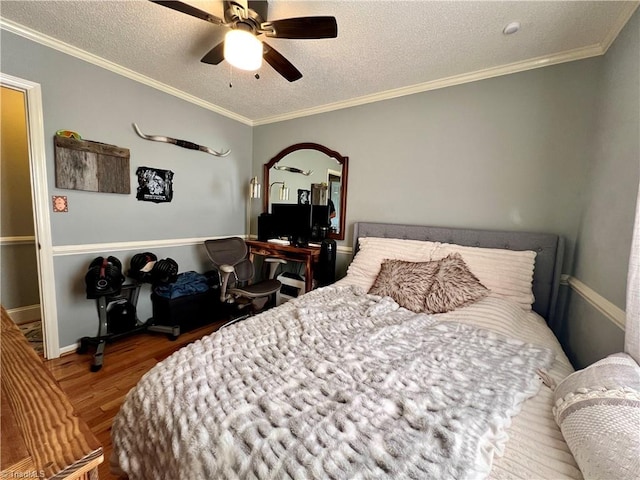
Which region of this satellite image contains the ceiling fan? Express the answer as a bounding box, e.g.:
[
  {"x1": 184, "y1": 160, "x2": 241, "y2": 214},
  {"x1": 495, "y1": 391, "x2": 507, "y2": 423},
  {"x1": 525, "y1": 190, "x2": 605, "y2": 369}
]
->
[{"x1": 151, "y1": 1, "x2": 338, "y2": 82}]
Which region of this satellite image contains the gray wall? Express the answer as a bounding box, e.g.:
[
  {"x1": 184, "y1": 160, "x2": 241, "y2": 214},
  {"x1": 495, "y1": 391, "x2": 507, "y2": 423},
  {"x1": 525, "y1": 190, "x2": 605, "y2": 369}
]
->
[
  {"x1": 0, "y1": 243, "x2": 40, "y2": 309},
  {"x1": 1, "y1": 31, "x2": 252, "y2": 245},
  {"x1": 254, "y1": 59, "x2": 600, "y2": 278},
  {"x1": 254, "y1": 12, "x2": 640, "y2": 369},
  {"x1": 563, "y1": 11, "x2": 639, "y2": 367},
  {"x1": 1, "y1": 30, "x2": 252, "y2": 347}
]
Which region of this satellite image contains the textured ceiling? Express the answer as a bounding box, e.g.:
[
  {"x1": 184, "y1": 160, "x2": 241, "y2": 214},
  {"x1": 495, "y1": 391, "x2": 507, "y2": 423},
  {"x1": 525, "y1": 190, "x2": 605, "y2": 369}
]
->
[{"x1": 1, "y1": 1, "x2": 638, "y2": 125}]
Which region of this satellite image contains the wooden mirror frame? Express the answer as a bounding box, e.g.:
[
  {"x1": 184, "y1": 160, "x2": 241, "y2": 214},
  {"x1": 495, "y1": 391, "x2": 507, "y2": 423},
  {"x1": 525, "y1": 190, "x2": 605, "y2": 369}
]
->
[{"x1": 263, "y1": 142, "x2": 349, "y2": 240}]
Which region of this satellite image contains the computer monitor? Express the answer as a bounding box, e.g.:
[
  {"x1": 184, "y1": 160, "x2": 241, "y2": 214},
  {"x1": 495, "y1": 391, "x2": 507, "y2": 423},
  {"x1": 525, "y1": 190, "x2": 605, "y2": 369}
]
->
[
  {"x1": 311, "y1": 205, "x2": 330, "y2": 229},
  {"x1": 271, "y1": 204, "x2": 312, "y2": 241}
]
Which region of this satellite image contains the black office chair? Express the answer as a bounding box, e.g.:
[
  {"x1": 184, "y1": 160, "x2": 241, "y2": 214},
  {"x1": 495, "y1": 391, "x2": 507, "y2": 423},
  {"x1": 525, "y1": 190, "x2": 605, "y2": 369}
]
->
[{"x1": 204, "y1": 237, "x2": 281, "y2": 317}]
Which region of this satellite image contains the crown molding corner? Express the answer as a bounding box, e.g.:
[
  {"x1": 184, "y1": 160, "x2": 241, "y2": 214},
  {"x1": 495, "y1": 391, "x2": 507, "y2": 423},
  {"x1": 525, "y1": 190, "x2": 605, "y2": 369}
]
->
[{"x1": 600, "y1": 1, "x2": 640, "y2": 54}]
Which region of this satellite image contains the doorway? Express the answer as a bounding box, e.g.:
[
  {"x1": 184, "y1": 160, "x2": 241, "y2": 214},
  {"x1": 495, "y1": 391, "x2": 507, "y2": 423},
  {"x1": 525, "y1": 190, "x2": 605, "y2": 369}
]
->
[
  {"x1": 1, "y1": 86, "x2": 42, "y2": 353},
  {"x1": 1, "y1": 73, "x2": 59, "y2": 358},
  {"x1": 327, "y1": 169, "x2": 342, "y2": 233}
]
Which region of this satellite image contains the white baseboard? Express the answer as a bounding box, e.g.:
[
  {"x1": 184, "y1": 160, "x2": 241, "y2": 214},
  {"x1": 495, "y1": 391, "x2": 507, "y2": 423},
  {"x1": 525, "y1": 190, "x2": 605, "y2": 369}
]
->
[
  {"x1": 6, "y1": 304, "x2": 41, "y2": 325},
  {"x1": 59, "y1": 343, "x2": 79, "y2": 356}
]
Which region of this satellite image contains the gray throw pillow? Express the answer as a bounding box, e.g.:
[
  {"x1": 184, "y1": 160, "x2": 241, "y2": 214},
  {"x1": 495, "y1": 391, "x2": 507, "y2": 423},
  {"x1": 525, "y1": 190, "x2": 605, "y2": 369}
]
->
[{"x1": 368, "y1": 259, "x2": 439, "y2": 313}]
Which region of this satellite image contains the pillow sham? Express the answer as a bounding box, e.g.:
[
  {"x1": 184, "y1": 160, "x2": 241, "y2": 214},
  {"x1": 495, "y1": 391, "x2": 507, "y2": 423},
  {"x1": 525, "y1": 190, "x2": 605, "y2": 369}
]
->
[
  {"x1": 430, "y1": 243, "x2": 536, "y2": 311},
  {"x1": 553, "y1": 353, "x2": 640, "y2": 480},
  {"x1": 339, "y1": 237, "x2": 440, "y2": 291},
  {"x1": 423, "y1": 253, "x2": 490, "y2": 314},
  {"x1": 368, "y1": 259, "x2": 440, "y2": 313},
  {"x1": 337, "y1": 236, "x2": 537, "y2": 311}
]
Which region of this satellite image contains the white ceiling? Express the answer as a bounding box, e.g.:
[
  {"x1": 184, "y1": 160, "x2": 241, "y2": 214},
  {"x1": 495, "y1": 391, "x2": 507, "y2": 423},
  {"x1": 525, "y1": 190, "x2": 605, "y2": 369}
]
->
[{"x1": 1, "y1": 1, "x2": 638, "y2": 125}]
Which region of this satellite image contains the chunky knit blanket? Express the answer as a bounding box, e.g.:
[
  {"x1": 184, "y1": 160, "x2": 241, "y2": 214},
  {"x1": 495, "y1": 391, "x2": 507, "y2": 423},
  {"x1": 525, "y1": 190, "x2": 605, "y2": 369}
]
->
[{"x1": 111, "y1": 286, "x2": 553, "y2": 480}]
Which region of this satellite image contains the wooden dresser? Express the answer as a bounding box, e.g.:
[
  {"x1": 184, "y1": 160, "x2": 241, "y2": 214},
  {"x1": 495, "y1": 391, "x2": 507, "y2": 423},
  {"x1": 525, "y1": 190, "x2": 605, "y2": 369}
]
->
[{"x1": 1, "y1": 306, "x2": 103, "y2": 479}]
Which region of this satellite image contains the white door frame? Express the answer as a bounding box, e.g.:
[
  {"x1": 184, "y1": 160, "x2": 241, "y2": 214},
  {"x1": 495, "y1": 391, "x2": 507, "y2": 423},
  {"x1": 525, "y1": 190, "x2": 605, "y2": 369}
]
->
[{"x1": 1, "y1": 72, "x2": 60, "y2": 358}]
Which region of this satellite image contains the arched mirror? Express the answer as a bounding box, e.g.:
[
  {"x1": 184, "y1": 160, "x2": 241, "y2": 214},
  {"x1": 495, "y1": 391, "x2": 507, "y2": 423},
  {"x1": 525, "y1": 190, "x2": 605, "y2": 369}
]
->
[{"x1": 263, "y1": 143, "x2": 348, "y2": 240}]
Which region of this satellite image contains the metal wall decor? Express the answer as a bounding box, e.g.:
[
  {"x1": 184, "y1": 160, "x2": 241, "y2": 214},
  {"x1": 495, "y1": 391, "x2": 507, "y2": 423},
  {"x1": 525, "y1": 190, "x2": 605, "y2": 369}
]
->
[
  {"x1": 273, "y1": 164, "x2": 313, "y2": 176},
  {"x1": 132, "y1": 123, "x2": 230, "y2": 157}
]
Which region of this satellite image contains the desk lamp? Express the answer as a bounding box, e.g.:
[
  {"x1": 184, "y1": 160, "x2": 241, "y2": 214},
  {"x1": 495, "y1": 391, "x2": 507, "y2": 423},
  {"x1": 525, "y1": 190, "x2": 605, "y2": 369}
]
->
[{"x1": 270, "y1": 181, "x2": 290, "y2": 204}]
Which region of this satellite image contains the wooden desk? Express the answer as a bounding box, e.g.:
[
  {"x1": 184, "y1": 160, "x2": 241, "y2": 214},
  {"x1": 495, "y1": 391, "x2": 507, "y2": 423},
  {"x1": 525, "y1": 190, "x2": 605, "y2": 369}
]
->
[
  {"x1": 246, "y1": 240, "x2": 321, "y2": 293},
  {"x1": 1, "y1": 306, "x2": 103, "y2": 479}
]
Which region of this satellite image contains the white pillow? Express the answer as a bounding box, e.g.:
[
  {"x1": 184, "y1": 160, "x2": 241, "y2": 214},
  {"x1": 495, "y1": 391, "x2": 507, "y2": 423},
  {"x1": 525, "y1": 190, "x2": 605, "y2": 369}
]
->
[
  {"x1": 553, "y1": 353, "x2": 640, "y2": 480},
  {"x1": 337, "y1": 237, "x2": 440, "y2": 291},
  {"x1": 430, "y1": 243, "x2": 536, "y2": 310}
]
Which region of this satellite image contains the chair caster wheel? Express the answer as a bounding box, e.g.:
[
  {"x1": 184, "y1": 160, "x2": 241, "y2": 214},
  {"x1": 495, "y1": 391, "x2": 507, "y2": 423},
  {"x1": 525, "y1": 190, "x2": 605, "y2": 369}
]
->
[
  {"x1": 90, "y1": 364, "x2": 102, "y2": 372},
  {"x1": 169, "y1": 334, "x2": 179, "y2": 341}
]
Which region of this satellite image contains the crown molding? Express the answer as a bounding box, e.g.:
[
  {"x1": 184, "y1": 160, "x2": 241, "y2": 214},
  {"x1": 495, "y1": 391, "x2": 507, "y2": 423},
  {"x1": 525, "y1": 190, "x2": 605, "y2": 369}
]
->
[
  {"x1": 3, "y1": 1, "x2": 637, "y2": 128},
  {"x1": 0, "y1": 19, "x2": 253, "y2": 126},
  {"x1": 600, "y1": 1, "x2": 640, "y2": 53},
  {"x1": 254, "y1": 2, "x2": 639, "y2": 125},
  {"x1": 253, "y1": 43, "x2": 605, "y2": 125}
]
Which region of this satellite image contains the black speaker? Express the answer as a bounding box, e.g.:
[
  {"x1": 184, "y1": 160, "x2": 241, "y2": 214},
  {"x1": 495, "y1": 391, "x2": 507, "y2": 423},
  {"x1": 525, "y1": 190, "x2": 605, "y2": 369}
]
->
[
  {"x1": 317, "y1": 238, "x2": 337, "y2": 286},
  {"x1": 258, "y1": 213, "x2": 276, "y2": 241}
]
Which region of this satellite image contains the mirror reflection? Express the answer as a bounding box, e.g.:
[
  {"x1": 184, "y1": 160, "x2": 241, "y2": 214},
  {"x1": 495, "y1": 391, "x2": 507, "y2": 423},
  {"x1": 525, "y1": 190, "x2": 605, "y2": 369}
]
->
[{"x1": 263, "y1": 143, "x2": 348, "y2": 241}]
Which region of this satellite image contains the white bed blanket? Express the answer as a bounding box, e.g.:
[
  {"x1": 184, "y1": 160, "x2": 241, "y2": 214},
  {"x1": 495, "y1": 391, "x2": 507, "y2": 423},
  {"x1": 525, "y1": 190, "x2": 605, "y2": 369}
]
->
[
  {"x1": 428, "y1": 294, "x2": 582, "y2": 479},
  {"x1": 112, "y1": 286, "x2": 554, "y2": 480}
]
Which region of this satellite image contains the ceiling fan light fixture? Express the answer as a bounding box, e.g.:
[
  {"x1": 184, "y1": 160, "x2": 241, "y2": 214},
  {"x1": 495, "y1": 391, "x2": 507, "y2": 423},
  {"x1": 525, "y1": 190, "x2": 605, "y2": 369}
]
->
[{"x1": 224, "y1": 29, "x2": 263, "y2": 71}]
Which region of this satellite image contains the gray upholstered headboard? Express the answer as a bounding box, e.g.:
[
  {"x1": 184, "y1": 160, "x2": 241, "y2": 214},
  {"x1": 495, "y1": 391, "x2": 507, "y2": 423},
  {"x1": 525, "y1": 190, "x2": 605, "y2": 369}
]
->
[{"x1": 352, "y1": 222, "x2": 564, "y2": 324}]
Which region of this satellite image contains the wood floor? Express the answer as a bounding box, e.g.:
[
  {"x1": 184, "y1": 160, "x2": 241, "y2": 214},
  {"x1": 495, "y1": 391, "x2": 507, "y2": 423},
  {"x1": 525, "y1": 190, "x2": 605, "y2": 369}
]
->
[{"x1": 43, "y1": 321, "x2": 227, "y2": 479}]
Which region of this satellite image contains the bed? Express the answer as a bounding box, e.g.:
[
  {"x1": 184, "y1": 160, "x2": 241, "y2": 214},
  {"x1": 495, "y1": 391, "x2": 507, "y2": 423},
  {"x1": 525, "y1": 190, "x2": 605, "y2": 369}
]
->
[{"x1": 110, "y1": 222, "x2": 639, "y2": 480}]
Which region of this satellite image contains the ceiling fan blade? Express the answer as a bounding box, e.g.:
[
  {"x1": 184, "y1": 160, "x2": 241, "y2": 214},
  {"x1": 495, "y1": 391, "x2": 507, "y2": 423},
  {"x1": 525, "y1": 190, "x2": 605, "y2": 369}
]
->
[
  {"x1": 150, "y1": 1, "x2": 223, "y2": 25},
  {"x1": 262, "y1": 16, "x2": 337, "y2": 39},
  {"x1": 263, "y1": 42, "x2": 302, "y2": 82},
  {"x1": 201, "y1": 41, "x2": 225, "y2": 65},
  {"x1": 248, "y1": 0, "x2": 268, "y2": 21}
]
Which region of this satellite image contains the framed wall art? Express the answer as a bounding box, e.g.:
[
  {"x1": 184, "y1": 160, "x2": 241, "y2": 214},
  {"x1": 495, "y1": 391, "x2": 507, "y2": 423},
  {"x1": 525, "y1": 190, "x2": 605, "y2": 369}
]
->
[
  {"x1": 297, "y1": 189, "x2": 310, "y2": 205},
  {"x1": 136, "y1": 166, "x2": 174, "y2": 203}
]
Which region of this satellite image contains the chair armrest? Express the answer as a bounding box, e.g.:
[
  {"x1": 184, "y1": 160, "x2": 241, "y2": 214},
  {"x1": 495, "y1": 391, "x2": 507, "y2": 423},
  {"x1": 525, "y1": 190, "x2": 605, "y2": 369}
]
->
[
  {"x1": 265, "y1": 258, "x2": 287, "y2": 279},
  {"x1": 218, "y1": 265, "x2": 235, "y2": 302}
]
